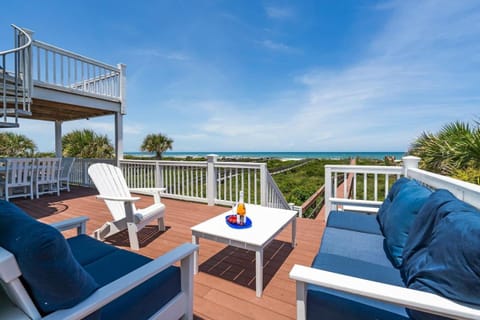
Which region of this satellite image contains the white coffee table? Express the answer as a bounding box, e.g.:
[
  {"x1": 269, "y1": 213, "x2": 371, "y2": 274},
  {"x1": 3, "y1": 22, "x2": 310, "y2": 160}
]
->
[{"x1": 191, "y1": 204, "x2": 297, "y2": 297}]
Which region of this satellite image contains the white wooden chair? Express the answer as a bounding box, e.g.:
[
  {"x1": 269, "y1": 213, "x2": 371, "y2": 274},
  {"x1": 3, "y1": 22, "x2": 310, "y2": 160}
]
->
[
  {"x1": 59, "y1": 157, "x2": 76, "y2": 192},
  {"x1": 34, "y1": 157, "x2": 61, "y2": 198},
  {"x1": 0, "y1": 158, "x2": 34, "y2": 201},
  {"x1": 88, "y1": 163, "x2": 166, "y2": 250}
]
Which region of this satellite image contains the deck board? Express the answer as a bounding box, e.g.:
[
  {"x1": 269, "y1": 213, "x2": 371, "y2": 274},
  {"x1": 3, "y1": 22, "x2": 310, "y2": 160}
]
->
[{"x1": 12, "y1": 186, "x2": 325, "y2": 320}]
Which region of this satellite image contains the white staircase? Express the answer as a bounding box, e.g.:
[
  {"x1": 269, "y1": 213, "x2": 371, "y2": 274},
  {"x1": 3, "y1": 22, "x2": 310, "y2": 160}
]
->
[{"x1": 0, "y1": 25, "x2": 32, "y2": 128}]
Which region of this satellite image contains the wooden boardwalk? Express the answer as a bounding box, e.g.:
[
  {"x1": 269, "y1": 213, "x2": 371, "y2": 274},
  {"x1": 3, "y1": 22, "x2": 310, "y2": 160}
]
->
[{"x1": 12, "y1": 186, "x2": 325, "y2": 320}]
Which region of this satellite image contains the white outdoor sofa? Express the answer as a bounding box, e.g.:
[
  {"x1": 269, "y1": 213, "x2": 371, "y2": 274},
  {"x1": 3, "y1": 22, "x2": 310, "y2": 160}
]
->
[{"x1": 290, "y1": 156, "x2": 480, "y2": 320}]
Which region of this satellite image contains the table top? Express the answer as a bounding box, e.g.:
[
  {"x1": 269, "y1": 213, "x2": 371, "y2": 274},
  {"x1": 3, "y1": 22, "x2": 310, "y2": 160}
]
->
[{"x1": 191, "y1": 204, "x2": 297, "y2": 247}]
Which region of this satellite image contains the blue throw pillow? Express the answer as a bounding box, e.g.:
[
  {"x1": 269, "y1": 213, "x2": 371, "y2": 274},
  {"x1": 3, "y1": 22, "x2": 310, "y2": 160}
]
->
[
  {"x1": 382, "y1": 181, "x2": 431, "y2": 267},
  {"x1": 404, "y1": 200, "x2": 480, "y2": 319},
  {"x1": 376, "y1": 177, "x2": 410, "y2": 229},
  {"x1": 401, "y1": 189, "x2": 459, "y2": 279},
  {"x1": 0, "y1": 200, "x2": 99, "y2": 314}
]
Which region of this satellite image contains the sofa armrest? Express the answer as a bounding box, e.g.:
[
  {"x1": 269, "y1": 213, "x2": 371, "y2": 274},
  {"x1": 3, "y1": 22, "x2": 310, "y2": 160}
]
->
[
  {"x1": 289, "y1": 264, "x2": 480, "y2": 320},
  {"x1": 43, "y1": 243, "x2": 198, "y2": 320},
  {"x1": 50, "y1": 217, "x2": 89, "y2": 235},
  {"x1": 129, "y1": 188, "x2": 166, "y2": 203}
]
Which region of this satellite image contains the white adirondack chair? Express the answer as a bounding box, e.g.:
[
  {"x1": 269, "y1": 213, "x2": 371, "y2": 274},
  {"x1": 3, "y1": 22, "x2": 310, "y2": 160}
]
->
[
  {"x1": 59, "y1": 157, "x2": 75, "y2": 192},
  {"x1": 0, "y1": 158, "x2": 35, "y2": 201},
  {"x1": 34, "y1": 157, "x2": 61, "y2": 198},
  {"x1": 88, "y1": 163, "x2": 166, "y2": 250}
]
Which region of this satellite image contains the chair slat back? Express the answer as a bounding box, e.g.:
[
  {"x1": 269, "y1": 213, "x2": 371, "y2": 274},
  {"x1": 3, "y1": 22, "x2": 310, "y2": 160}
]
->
[
  {"x1": 88, "y1": 163, "x2": 135, "y2": 221},
  {"x1": 35, "y1": 158, "x2": 61, "y2": 184},
  {"x1": 6, "y1": 158, "x2": 34, "y2": 187},
  {"x1": 60, "y1": 157, "x2": 75, "y2": 178}
]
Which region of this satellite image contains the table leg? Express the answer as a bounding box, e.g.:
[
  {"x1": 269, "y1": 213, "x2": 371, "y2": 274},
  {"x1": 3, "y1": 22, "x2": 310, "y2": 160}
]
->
[
  {"x1": 192, "y1": 234, "x2": 199, "y2": 274},
  {"x1": 256, "y1": 249, "x2": 263, "y2": 297},
  {"x1": 292, "y1": 217, "x2": 297, "y2": 248}
]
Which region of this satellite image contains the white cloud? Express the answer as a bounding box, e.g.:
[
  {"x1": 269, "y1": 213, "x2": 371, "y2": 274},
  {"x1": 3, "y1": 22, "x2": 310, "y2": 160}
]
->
[
  {"x1": 130, "y1": 48, "x2": 190, "y2": 61},
  {"x1": 260, "y1": 39, "x2": 297, "y2": 53},
  {"x1": 265, "y1": 6, "x2": 294, "y2": 19}
]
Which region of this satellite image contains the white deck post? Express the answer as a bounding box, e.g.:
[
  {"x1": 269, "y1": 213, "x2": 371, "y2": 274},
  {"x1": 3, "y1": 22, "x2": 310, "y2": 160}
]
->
[
  {"x1": 402, "y1": 156, "x2": 420, "y2": 177},
  {"x1": 260, "y1": 163, "x2": 267, "y2": 206},
  {"x1": 155, "y1": 161, "x2": 164, "y2": 188},
  {"x1": 206, "y1": 154, "x2": 218, "y2": 206},
  {"x1": 115, "y1": 112, "x2": 123, "y2": 164},
  {"x1": 54, "y1": 120, "x2": 62, "y2": 157},
  {"x1": 324, "y1": 166, "x2": 332, "y2": 221}
]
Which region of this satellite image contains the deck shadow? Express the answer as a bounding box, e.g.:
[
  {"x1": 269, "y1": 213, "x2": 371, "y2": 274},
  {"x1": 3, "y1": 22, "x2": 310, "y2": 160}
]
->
[
  {"x1": 104, "y1": 225, "x2": 170, "y2": 249},
  {"x1": 12, "y1": 186, "x2": 98, "y2": 218},
  {"x1": 199, "y1": 239, "x2": 293, "y2": 291}
]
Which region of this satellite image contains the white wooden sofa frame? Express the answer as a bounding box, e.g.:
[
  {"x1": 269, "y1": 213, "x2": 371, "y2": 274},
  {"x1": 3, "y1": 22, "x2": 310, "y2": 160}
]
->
[
  {"x1": 289, "y1": 156, "x2": 480, "y2": 320},
  {"x1": 0, "y1": 216, "x2": 198, "y2": 320}
]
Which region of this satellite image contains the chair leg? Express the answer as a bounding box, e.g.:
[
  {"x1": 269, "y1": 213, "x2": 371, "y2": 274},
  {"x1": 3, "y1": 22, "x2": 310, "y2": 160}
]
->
[
  {"x1": 158, "y1": 216, "x2": 166, "y2": 231},
  {"x1": 127, "y1": 222, "x2": 140, "y2": 250}
]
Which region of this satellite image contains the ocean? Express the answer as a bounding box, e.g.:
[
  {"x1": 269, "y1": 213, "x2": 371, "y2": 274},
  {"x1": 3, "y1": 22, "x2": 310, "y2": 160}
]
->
[{"x1": 125, "y1": 151, "x2": 406, "y2": 160}]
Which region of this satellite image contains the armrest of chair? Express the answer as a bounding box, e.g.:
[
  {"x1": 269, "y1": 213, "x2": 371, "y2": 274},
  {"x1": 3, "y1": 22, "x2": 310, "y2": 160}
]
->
[
  {"x1": 129, "y1": 188, "x2": 167, "y2": 203},
  {"x1": 50, "y1": 216, "x2": 89, "y2": 235},
  {"x1": 96, "y1": 195, "x2": 141, "y2": 202},
  {"x1": 43, "y1": 243, "x2": 198, "y2": 320},
  {"x1": 289, "y1": 264, "x2": 480, "y2": 320}
]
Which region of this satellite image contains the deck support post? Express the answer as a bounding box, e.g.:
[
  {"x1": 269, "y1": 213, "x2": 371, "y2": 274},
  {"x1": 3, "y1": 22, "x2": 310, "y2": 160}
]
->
[
  {"x1": 55, "y1": 120, "x2": 62, "y2": 157},
  {"x1": 115, "y1": 112, "x2": 123, "y2": 165},
  {"x1": 206, "y1": 154, "x2": 217, "y2": 206}
]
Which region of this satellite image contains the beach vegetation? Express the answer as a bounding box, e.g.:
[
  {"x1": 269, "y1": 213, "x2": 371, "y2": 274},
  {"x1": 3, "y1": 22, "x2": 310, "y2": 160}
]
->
[
  {"x1": 409, "y1": 120, "x2": 480, "y2": 184},
  {"x1": 141, "y1": 133, "x2": 173, "y2": 160},
  {"x1": 0, "y1": 132, "x2": 36, "y2": 157},
  {"x1": 62, "y1": 129, "x2": 114, "y2": 158}
]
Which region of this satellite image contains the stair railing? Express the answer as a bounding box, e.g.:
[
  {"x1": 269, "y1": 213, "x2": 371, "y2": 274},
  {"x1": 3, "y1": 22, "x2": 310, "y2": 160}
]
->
[{"x1": 0, "y1": 25, "x2": 32, "y2": 127}]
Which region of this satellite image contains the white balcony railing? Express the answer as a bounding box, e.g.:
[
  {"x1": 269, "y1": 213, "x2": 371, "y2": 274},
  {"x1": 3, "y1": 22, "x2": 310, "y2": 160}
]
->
[
  {"x1": 32, "y1": 40, "x2": 124, "y2": 102},
  {"x1": 69, "y1": 155, "x2": 294, "y2": 212}
]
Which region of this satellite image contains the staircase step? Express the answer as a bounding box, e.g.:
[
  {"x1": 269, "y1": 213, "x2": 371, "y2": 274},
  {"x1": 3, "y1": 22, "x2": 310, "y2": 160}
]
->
[
  {"x1": 0, "y1": 108, "x2": 31, "y2": 116},
  {"x1": 0, "y1": 121, "x2": 20, "y2": 128}
]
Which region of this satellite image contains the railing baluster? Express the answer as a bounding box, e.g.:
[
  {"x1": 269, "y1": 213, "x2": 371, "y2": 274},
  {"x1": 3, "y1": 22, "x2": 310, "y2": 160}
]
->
[
  {"x1": 374, "y1": 173, "x2": 378, "y2": 201},
  {"x1": 363, "y1": 173, "x2": 367, "y2": 200}
]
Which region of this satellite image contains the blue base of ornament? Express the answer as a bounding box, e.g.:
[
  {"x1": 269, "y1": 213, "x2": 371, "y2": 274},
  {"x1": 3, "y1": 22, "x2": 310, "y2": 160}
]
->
[{"x1": 225, "y1": 215, "x2": 252, "y2": 229}]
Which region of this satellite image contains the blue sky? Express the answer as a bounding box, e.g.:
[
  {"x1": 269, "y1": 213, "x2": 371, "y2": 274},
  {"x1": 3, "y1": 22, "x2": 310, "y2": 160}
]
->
[{"x1": 2, "y1": 0, "x2": 479, "y2": 153}]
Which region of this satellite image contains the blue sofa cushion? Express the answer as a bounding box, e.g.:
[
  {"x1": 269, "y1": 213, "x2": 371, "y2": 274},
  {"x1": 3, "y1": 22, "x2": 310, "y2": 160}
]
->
[
  {"x1": 401, "y1": 190, "x2": 480, "y2": 312},
  {"x1": 382, "y1": 181, "x2": 431, "y2": 267},
  {"x1": 320, "y1": 227, "x2": 393, "y2": 267},
  {"x1": 307, "y1": 253, "x2": 409, "y2": 320},
  {"x1": 67, "y1": 234, "x2": 117, "y2": 266},
  {"x1": 0, "y1": 201, "x2": 99, "y2": 314},
  {"x1": 377, "y1": 177, "x2": 410, "y2": 228},
  {"x1": 83, "y1": 245, "x2": 181, "y2": 320},
  {"x1": 327, "y1": 211, "x2": 382, "y2": 235}
]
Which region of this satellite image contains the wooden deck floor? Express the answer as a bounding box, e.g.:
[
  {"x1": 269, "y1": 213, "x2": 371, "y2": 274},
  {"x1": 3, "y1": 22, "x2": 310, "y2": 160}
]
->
[{"x1": 12, "y1": 186, "x2": 326, "y2": 320}]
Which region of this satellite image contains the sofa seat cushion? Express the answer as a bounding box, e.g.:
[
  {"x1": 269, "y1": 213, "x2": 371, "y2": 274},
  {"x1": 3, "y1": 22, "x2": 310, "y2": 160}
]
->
[
  {"x1": 401, "y1": 190, "x2": 480, "y2": 318},
  {"x1": 320, "y1": 227, "x2": 393, "y2": 267},
  {"x1": 0, "y1": 201, "x2": 99, "y2": 314},
  {"x1": 307, "y1": 253, "x2": 409, "y2": 320},
  {"x1": 67, "y1": 234, "x2": 117, "y2": 266},
  {"x1": 382, "y1": 181, "x2": 432, "y2": 267},
  {"x1": 327, "y1": 211, "x2": 382, "y2": 235},
  {"x1": 83, "y1": 246, "x2": 181, "y2": 320}
]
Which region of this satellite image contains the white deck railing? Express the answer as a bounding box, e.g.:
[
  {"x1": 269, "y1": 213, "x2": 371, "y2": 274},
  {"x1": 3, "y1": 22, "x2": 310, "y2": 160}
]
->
[
  {"x1": 32, "y1": 40, "x2": 123, "y2": 100},
  {"x1": 324, "y1": 156, "x2": 480, "y2": 218},
  {"x1": 69, "y1": 155, "x2": 293, "y2": 212},
  {"x1": 0, "y1": 25, "x2": 32, "y2": 127}
]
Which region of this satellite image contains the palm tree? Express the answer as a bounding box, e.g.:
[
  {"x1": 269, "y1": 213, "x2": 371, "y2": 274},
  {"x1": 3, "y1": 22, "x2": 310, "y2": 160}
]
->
[
  {"x1": 0, "y1": 132, "x2": 37, "y2": 157},
  {"x1": 409, "y1": 120, "x2": 480, "y2": 181},
  {"x1": 141, "y1": 133, "x2": 173, "y2": 159},
  {"x1": 62, "y1": 129, "x2": 114, "y2": 158}
]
